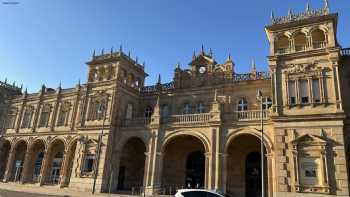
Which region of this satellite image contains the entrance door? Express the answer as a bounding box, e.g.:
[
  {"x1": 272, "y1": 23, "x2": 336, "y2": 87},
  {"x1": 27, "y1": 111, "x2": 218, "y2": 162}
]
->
[
  {"x1": 185, "y1": 151, "x2": 205, "y2": 189},
  {"x1": 245, "y1": 152, "x2": 262, "y2": 197},
  {"x1": 117, "y1": 166, "x2": 126, "y2": 190}
]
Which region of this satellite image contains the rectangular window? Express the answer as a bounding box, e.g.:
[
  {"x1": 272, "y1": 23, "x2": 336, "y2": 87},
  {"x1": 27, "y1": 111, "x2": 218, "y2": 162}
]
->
[
  {"x1": 6, "y1": 114, "x2": 16, "y2": 129},
  {"x1": 288, "y1": 80, "x2": 296, "y2": 105},
  {"x1": 38, "y1": 111, "x2": 50, "y2": 128},
  {"x1": 300, "y1": 157, "x2": 320, "y2": 185},
  {"x1": 57, "y1": 110, "x2": 68, "y2": 126},
  {"x1": 300, "y1": 80, "x2": 309, "y2": 104},
  {"x1": 312, "y1": 79, "x2": 321, "y2": 103},
  {"x1": 83, "y1": 154, "x2": 95, "y2": 173}
]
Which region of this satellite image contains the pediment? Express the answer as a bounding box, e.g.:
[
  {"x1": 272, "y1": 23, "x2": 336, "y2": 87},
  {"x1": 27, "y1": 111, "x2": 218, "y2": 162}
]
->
[{"x1": 291, "y1": 134, "x2": 326, "y2": 145}]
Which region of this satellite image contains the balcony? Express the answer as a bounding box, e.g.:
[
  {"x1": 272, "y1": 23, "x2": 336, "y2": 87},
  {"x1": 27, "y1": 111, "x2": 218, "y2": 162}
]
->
[
  {"x1": 163, "y1": 113, "x2": 212, "y2": 125},
  {"x1": 235, "y1": 110, "x2": 269, "y2": 121}
]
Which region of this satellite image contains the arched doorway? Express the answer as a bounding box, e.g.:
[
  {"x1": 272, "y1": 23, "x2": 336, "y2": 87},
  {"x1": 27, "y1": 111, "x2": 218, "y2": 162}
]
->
[
  {"x1": 11, "y1": 141, "x2": 27, "y2": 182},
  {"x1": 117, "y1": 137, "x2": 146, "y2": 191},
  {"x1": 23, "y1": 140, "x2": 46, "y2": 183},
  {"x1": 162, "y1": 135, "x2": 207, "y2": 192},
  {"x1": 0, "y1": 140, "x2": 11, "y2": 180},
  {"x1": 226, "y1": 134, "x2": 267, "y2": 197},
  {"x1": 45, "y1": 139, "x2": 65, "y2": 185}
]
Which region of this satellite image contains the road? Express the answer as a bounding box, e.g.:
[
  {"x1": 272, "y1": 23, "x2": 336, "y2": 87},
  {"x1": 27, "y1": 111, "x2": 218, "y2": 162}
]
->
[{"x1": 0, "y1": 189, "x2": 69, "y2": 197}]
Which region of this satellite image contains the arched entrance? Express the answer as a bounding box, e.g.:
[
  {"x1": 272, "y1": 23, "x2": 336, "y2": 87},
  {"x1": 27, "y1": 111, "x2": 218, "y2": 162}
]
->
[
  {"x1": 25, "y1": 140, "x2": 46, "y2": 183},
  {"x1": 11, "y1": 141, "x2": 27, "y2": 182},
  {"x1": 44, "y1": 139, "x2": 65, "y2": 185},
  {"x1": 0, "y1": 140, "x2": 11, "y2": 180},
  {"x1": 162, "y1": 135, "x2": 207, "y2": 191},
  {"x1": 117, "y1": 137, "x2": 146, "y2": 191},
  {"x1": 226, "y1": 134, "x2": 267, "y2": 197}
]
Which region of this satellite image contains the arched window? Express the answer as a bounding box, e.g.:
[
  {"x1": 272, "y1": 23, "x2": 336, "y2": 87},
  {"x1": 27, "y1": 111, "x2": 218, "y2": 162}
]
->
[
  {"x1": 21, "y1": 106, "x2": 33, "y2": 128},
  {"x1": 276, "y1": 35, "x2": 289, "y2": 54},
  {"x1": 57, "y1": 102, "x2": 71, "y2": 127},
  {"x1": 183, "y1": 103, "x2": 191, "y2": 114},
  {"x1": 89, "y1": 98, "x2": 107, "y2": 121},
  {"x1": 311, "y1": 29, "x2": 326, "y2": 49},
  {"x1": 196, "y1": 102, "x2": 205, "y2": 113},
  {"x1": 237, "y1": 99, "x2": 248, "y2": 111},
  {"x1": 125, "y1": 103, "x2": 133, "y2": 120},
  {"x1": 294, "y1": 32, "x2": 307, "y2": 52},
  {"x1": 162, "y1": 104, "x2": 169, "y2": 117},
  {"x1": 38, "y1": 104, "x2": 51, "y2": 128},
  {"x1": 262, "y1": 98, "x2": 272, "y2": 110},
  {"x1": 144, "y1": 106, "x2": 153, "y2": 118}
]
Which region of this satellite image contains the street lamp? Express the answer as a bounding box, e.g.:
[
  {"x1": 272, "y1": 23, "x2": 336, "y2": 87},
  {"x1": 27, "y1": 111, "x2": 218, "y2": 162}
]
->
[
  {"x1": 256, "y1": 90, "x2": 265, "y2": 197},
  {"x1": 92, "y1": 102, "x2": 107, "y2": 194}
]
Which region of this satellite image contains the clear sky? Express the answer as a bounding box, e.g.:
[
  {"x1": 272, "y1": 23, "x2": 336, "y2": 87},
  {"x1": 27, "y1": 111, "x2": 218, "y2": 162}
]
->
[{"x1": 1, "y1": 0, "x2": 349, "y2": 92}]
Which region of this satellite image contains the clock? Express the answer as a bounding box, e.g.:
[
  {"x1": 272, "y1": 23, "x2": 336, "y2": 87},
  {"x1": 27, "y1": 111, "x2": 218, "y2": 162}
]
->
[{"x1": 199, "y1": 66, "x2": 206, "y2": 74}]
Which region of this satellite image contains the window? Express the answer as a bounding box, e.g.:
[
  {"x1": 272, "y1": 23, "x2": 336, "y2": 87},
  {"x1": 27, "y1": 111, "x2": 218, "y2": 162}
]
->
[
  {"x1": 288, "y1": 80, "x2": 296, "y2": 105},
  {"x1": 89, "y1": 99, "x2": 107, "y2": 121},
  {"x1": 262, "y1": 98, "x2": 272, "y2": 110},
  {"x1": 21, "y1": 107, "x2": 33, "y2": 128},
  {"x1": 83, "y1": 154, "x2": 95, "y2": 173},
  {"x1": 57, "y1": 103, "x2": 70, "y2": 127},
  {"x1": 196, "y1": 102, "x2": 204, "y2": 113},
  {"x1": 312, "y1": 79, "x2": 321, "y2": 103},
  {"x1": 38, "y1": 105, "x2": 51, "y2": 128},
  {"x1": 6, "y1": 114, "x2": 16, "y2": 129},
  {"x1": 125, "y1": 104, "x2": 133, "y2": 119},
  {"x1": 144, "y1": 106, "x2": 153, "y2": 118},
  {"x1": 161, "y1": 104, "x2": 169, "y2": 117},
  {"x1": 300, "y1": 80, "x2": 309, "y2": 104},
  {"x1": 300, "y1": 157, "x2": 320, "y2": 185},
  {"x1": 237, "y1": 99, "x2": 248, "y2": 111},
  {"x1": 183, "y1": 103, "x2": 191, "y2": 114}
]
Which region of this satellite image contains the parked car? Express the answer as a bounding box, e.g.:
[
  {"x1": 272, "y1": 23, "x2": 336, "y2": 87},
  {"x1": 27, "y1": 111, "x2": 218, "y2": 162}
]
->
[{"x1": 175, "y1": 189, "x2": 224, "y2": 197}]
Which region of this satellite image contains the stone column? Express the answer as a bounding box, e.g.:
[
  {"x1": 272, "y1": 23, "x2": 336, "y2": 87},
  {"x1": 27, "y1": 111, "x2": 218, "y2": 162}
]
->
[
  {"x1": 59, "y1": 149, "x2": 69, "y2": 188},
  {"x1": 39, "y1": 149, "x2": 52, "y2": 186},
  {"x1": 3, "y1": 148, "x2": 16, "y2": 182},
  {"x1": 20, "y1": 148, "x2": 33, "y2": 183}
]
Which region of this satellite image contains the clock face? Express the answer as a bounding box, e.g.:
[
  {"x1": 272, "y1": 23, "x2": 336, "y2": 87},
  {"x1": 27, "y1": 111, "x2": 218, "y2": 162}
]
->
[{"x1": 199, "y1": 66, "x2": 206, "y2": 74}]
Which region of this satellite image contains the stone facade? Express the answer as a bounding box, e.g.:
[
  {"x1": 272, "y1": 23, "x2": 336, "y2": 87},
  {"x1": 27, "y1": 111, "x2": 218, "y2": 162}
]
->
[{"x1": 1, "y1": 3, "x2": 350, "y2": 197}]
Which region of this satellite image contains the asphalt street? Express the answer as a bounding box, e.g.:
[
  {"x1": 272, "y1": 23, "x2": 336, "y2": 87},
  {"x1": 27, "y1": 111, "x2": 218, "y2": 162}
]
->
[{"x1": 0, "y1": 189, "x2": 69, "y2": 197}]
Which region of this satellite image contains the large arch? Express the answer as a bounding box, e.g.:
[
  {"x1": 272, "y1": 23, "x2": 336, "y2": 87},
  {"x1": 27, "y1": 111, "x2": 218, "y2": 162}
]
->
[
  {"x1": 161, "y1": 133, "x2": 209, "y2": 193},
  {"x1": 44, "y1": 138, "x2": 65, "y2": 185},
  {"x1": 23, "y1": 139, "x2": 46, "y2": 183},
  {"x1": 61, "y1": 138, "x2": 78, "y2": 187},
  {"x1": 10, "y1": 140, "x2": 28, "y2": 182},
  {"x1": 117, "y1": 137, "x2": 147, "y2": 192},
  {"x1": 0, "y1": 140, "x2": 11, "y2": 180},
  {"x1": 225, "y1": 132, "x2": 271, "y2": 197}
]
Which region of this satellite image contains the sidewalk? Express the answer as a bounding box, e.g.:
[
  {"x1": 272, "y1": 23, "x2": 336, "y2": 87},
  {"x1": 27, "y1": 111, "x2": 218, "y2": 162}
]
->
[{"x1": 0, "y1": 182, "x2": 138, "y2": 197}]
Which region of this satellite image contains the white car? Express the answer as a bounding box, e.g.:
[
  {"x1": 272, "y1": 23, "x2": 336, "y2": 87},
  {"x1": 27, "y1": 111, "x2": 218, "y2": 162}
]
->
[{"x1": 175, "y1": 189, "x2": 225, "y2": 197}]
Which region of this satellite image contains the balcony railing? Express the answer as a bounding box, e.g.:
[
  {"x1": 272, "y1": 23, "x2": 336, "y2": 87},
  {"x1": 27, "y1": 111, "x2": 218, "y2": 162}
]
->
[
  {"x1": 295, "y1": 45, "x2": 307, "y2": 52},
  {"x1": 313, "y1": 41, "x2": 326, "y2": 49},
  {"x1": 164, "y1": 113, "x2": 212, "y2": 124},
  {"x1": 341, "y1": 48, "x2": 350, "y2": 56},
  {"x1": 235, "y1": 110, "x2": 269, "y2": 121}
]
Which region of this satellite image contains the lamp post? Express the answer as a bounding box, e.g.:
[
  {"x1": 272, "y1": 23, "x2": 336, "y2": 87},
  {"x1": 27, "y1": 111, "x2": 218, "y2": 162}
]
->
[
  {"x1": 256, "y1": 90, "x2": 265, "y2": 197},
  {"x1": 92, "y1": 102, "x2": 107, "y2": 194}
]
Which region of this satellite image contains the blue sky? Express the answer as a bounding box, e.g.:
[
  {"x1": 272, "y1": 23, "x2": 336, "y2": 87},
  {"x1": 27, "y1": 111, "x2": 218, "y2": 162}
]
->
[{"x1": 1, "y1": 0, "x2": 349, "y2": 92}]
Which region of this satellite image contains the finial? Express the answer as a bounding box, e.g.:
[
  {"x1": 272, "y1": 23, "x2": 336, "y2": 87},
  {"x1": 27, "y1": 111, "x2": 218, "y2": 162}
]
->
[
  {"x1": 135, "y1": 56, "x2": 138, "y2": 64},
  {"x1": 324, "y1": 0, "x2": 329, "y2": 9},
  {"x1": 209, "y1": 48, "x2": 213, "y2": 57},
  {"x1": 270, "y1": 10, "x2": 275, "y2": 20},
  {"x1": 192, "y1": 51, "x2": 196, "y2": 60},
  {"x1": 92, "y1": 50, "x2": 96, "y2": 58},
  {"x1": 201, "y1": 45, "x2": 205, "y2": 55},
  {"x1": 110, "y1": 47, "x2": 113, "y2": 54},
  {"x1": 306, "y1": 1, "x2": 310, "y2": 12},
  {"x1": 58, "y1": 81, "x2": 62, "y2": 89},
  {"x1": 157, "y1": 74, "x2": 161, "y2": 84},
  {"x1": 227, "y1": 54, "x2": 232, "y2": 62},
  {"x1": 24, "y1": 87, "x2": 28, "y2": 94},
  {"x1": 12, "y1": 81, "x2": 15, "y2": 86},
  {"x1": 142, "y1": 61, "x2": 146, "y2": 68},
  {"x1": 176, "y1": 62, "x2": 181, "y2": 69},
  {"x1": 20, "y1": 84, "x2": 23, "y2": 90},
  {"x1": 251, "y1": 59, "x2": 256, "y2": 71},
  {"x1": 101, "y1": 48, "x2": 104, "y2": 55},
  {"x1": 4, "y1": 78, "x2": 7, "y2": 84},
  {"x1": 119, "y1": 45, "x2": 123, "y2": 53},
  {"x1": 128, "y1": 51, "x2": 131, "y2": 57},
  {"x1": 288, "y1": 8, "x2": 292, "y2": 16}
]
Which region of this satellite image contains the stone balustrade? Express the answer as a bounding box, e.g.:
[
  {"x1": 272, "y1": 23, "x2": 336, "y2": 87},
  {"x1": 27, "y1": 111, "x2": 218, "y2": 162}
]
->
[
  {"x1": 164, "y1": 113, "x2": 212, "y2": 124},
  {"x1": 235, "y1": 110, "x2": 269, "y2": 121},
  {"x1": 341, "y1": 48, "x2": 350, "y2": 56}
]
